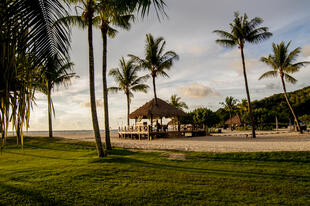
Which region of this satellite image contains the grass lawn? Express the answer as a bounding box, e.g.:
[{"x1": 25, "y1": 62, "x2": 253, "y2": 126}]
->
[{"x1": 0, "y1": 136, "x2": 310, "y2": 205}]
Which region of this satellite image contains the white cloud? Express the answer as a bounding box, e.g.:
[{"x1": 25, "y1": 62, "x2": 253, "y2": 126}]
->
[
  {"x1": 178, "y1": 83, "x2": 221, "y2": 99},
  {"x1": 81, "y1": 99, "x2": 105, "y2": 108}
]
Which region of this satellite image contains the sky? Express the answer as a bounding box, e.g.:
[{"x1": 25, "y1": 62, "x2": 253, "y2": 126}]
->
[{"x1": 29, "y1": 0, "x2": 310, "y2": 131}]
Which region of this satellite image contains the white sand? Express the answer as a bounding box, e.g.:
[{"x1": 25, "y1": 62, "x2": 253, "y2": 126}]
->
[{"x1": 45, "y1": 130, "x2": 310, "y2": 153}]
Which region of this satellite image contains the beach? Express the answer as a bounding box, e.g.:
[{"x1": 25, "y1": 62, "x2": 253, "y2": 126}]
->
[{"x1": 23, "y1": 130, "x2": 310, "y2": 153}]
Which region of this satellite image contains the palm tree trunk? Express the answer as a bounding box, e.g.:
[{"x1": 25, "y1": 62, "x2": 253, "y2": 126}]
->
[
  {"x1": 47, "y1": 82, "x2": 53, "y2": 138},
  {"x1": 280, "y1": 75, "x2": 302, "y2": 133},
  {"x1": 240, "y1": 47, "x2": 256, "y2": 138},
  {"x1": 101, "y1": 27, "x2": 111, "y2": 150},
  {"x1": 88, "y1": 14, "x2": 105, "y2": 158},
  {"x1": 152, "y1": 75, "x2": 157, "y2": 104},
  {"x1": 229, "y1": 111, "x2": 232, "y2": 131},
  {"x1": 126, "y1": 93, "x2": 130, "y2": 127}
]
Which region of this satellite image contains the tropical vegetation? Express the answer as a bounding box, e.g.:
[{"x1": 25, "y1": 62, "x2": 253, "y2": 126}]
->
[
  {"x1": 260, "y1": 41, "x2": 310, "y2": 133},
  {"x1": 109, "y1": 57, "x2": 149, "y2": 126},
  {"x1": 220, "y1": 96, "x2": 238, "y2": 130},
  {"x1": 168, "y1": 94, "x2": 188, "y2": 111},
  {"x1": 214, "y1": 12, "x2": 272, "y2": 138},
  {"x1": 129, "y1": 34, "x2": 179, "y2": 104}
]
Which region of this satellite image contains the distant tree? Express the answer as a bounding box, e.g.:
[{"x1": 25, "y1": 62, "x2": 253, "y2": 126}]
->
[
  {"x1": 260, "y1": 41, "x2": 310, "y2": 133},
  {"x1": 129, "y1": 34, "x2": 179, "y2": 104},
  {"x1": 220, "y1": 96, "x2": 238, "y2": 130},
  {"x1": 237, "y1": 99, "x2": 248, "y2": 126},
  {"x1": 42, "y1": 55, "x2": 77, "y2": 138},
  {"x1": 192, "y1": 108, "x2": 219, "y2": 128},
  {"x1": 168, "y1": 94, "x2": 188, "y2": 111},
  {"x1": 214, "y1": 12, "x2": 272, "y2": 137},
  {"x1": 109, "y1": 57, "x2": 149, "y2": 126}
]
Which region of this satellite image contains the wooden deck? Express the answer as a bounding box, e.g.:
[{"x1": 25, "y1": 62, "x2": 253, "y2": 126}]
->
[{"x1": 118, "y1": 125, "x2": 206, "y2": 140}]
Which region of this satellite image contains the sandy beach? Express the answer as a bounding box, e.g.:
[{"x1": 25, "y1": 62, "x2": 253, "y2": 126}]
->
[{"x1": 24, "y1": 130, "x2": 310, "y2": 153}]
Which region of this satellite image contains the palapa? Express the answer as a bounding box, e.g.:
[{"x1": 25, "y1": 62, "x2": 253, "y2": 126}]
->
[
  {"x1": 128, "y1": 98, "x2": 186, "y2": 119},
  {"x1": 225, "y1": 115, "x2": 241, "y2": 126}
]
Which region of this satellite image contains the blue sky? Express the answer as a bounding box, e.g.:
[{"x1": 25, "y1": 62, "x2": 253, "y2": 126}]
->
[{"x1": 29, "y1": 0, "x2": 310, "y2": 130}]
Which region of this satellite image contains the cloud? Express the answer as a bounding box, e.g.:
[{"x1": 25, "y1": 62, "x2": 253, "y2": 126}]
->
[
  {"x1": 81, "y1": 99, "x2": 104, "y2": 108},
  {"x1": 302, "y1": 45, "x2": 310, "y2": 57},
  {"x1": 178, "y1": 83, "x2": 221, "y2": 99},
  {"x1": 265, "y1": 83, "x2": 280, "y2": 90}
]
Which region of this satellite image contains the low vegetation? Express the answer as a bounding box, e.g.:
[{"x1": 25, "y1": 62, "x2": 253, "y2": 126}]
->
[{"x1": 1, "y1": 137, "x2": 309, "y2": 205}]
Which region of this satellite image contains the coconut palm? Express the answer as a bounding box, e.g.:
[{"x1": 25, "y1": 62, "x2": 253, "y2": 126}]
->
[
  {"x1": 259, "y1": 41, "x2": 309, "y2": 133},
  {"x1": 109, "y1": 57, "x2": 149, "y2": 126},
  {"x1": 96, "y1": 1, "x2": 135, "y2": 150},
  {"x1": 221, "y1": 96, "x2": 238, "y2": 130},
  {"x1": 62, "y1": 0, "x2": 166, "y2": 156},
  {"x1": 0, "y1": 0, "x2": 70, "y2": 147},
  {"x1": 42, "y1": 55, "x2": 77, "y2": 138},
  {"x1": 129, "y1": 34, "x2": 179, "y2": 104},
  {"x1": 169, "y1": 94, "x2": 188, "y2": 111},
  {"x1": 214, "y1": 12, "x2": 272, "y2": 138}
]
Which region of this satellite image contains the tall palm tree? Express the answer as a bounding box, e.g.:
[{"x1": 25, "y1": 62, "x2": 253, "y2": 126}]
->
[
  {"x1": 109, "y1": 57, "x2": 149, "y2": 126},
  {"x1": 168, "y1": 94, "x2": 188, "y2": 111},
  {"x1": 42, "y1": 55, "x2": 77, "y2": 138},
  {"x1": 96, "y1": 1, "x2": 134, "y2": 150},
  {"x1": 129, "y1": 34, "x2": 179, "y2": 104},
  {"x1": 259, "y1": 41, "x2": 309, "y2": 133},
  {"x1": 62, "y1": 0, "x2": 166, "y2": 156},
  {"x1": 214, "y1": 12, "x2": 272, "y2": 138},
  {"x1": 221, "y1": 96, "x2": 238, "y2": 130},
  {"x1": 63, "y1": 0, "x2": 105, "y2": 157}
]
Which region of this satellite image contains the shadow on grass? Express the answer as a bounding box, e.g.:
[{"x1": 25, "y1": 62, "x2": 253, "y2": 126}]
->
[
  {"x1": 0, "y1": 182, "x2": 64, "y2": 205},
  {"x1": 4, "y1": 151, "x2": 78, "y2": 161},
  {"x1": 92, "y1": 155, "x2": 310, "y2": 182}
]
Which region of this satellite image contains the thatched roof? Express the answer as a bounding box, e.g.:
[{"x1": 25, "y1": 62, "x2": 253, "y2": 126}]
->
[
  {"x1": 129, "y1": 98, "x2": 186, "y2": 119},
  {"x1": 225, "y1": 115, "x2": 241, "y2": 125}
]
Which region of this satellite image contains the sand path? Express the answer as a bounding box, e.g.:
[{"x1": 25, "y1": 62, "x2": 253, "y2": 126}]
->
[{"x1": 48, "y1": 130, "x2": 310, "y2": 153}]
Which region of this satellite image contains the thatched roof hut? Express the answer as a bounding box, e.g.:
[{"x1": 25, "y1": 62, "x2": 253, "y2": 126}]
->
[
  {"x1": 128, "y1": 98, "x2": 186, "y2": 119},
  {"x1": 225, "y1": 115, "x2": 241, "y2": 126}
]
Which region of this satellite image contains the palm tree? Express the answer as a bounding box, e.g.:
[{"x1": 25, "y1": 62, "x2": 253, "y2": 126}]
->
[
  {"x1": 214, "y1": 12, "x2": 272, "y2": 138},
  {"x1": 237, "y1": 99, "x2": 248, "y2": 127},
  {"x1": 63, "y1": 0, "x2": 105, "y2": 157},
  {"x1": 0, "y1": 0, "x2": 70, "y2": 147},
  {"x1": 42, "y1": 55, "x2": 77, "y2": 138},
  {"x1": 169, "y1": 94, "x2": 188, "y2": 111},
  {"x1": 129, "y1": 34, "x2": 179, "y2": 104},
  {"x1": 109, "y1": 57, "x2": 149, "y2": 126},
  {"x1": 96, "y1": 1, "x2": 134, "y2": 150},
  {"x1": 221, "y1": 96, "x2": 238, "y2": 130},
  {"x1": 62, "y1": 0, "x2": 166, "y2": 155},
  {"x1": 259, "y1": 41, "x2": 309, "y2": 133}
]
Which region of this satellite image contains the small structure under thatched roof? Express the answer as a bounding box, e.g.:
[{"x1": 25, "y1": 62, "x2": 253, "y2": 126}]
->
[
  {"x1": 129, "y1": 98, "x2": 186, "y2": 119},
  {"x1": 225, "y1": 115, "x2": 241, "y2": 126}
]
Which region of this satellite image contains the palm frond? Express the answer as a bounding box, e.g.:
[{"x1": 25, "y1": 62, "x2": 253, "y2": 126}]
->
[
  {"x1": 259, "y1": 70, "x2": 278, "y2": 80},
  {"x1": 284, "y1": 73, "x2": 297, "y2": 84}
]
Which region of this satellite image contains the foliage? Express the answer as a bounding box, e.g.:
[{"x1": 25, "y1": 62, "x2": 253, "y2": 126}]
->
[
  {"x1": 192, "y1": 108, "x2": 219, "y2": 127},
  {"x1": 129, "y1": 34, "x2": 179, "y2": 102},
  {"x1": 168, "y1": 94, "x2": 188, "y2": 111},
  {"x1": 0, "y1": 0, "x2": 70, "y2": 146},
  {"x1": 1, "y1": 137, "x2": 310, "y2": 205}
]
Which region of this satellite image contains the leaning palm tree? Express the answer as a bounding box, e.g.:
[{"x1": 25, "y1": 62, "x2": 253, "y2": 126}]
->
[
  {"x1": 259, "y1": 41, "x2": 309, "y2": 133},
  {"x1": 221, "y1": 96, "x2": 238, "y2": 130},
  {"x1": 42, "y1": 55, "x2": 77, "y2": 138},
  {"x1": 169, "y1": 94, "x2": 188, "y2": 111},
  {"x1": 129, "y1": 34, "x2": 179, "y2": 104},
  {"x1": 214, "y1": 12, "x2": 272, "y2": 138},
  {"x1": 109, "y1": 57, "x2": 149, "y2": 126}
]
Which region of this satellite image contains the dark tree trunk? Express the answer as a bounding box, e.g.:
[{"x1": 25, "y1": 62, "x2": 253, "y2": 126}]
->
[
  {"x1": 280, "y1": 75, "x2": 302, "y2": 133},
  {"x1": 152, "y1": 74, "x2": 157, "y2": 104},
  {"x1": 229, "y1": 111, "x2": 232, "y2": 131},
  {"x1": 240, "y1": 47, "x2": 256, "y2": 138},
  {"x1": 126, "y1": 92, "x2": 130, "y2": 127},
  {"x1": 88, "y1": 12, "x2": 105, "y2": 158},
  {"x1": 47, "y1": 82, "x2": 53, "y2": 138},
  {"x1": 101, "y1": 26, "x2": 111, "y2": 150}
]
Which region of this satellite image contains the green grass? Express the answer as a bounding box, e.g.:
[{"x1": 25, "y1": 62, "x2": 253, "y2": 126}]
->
[{"x1": 1, "y1": 136, "x2": 310, "y2": 205}]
